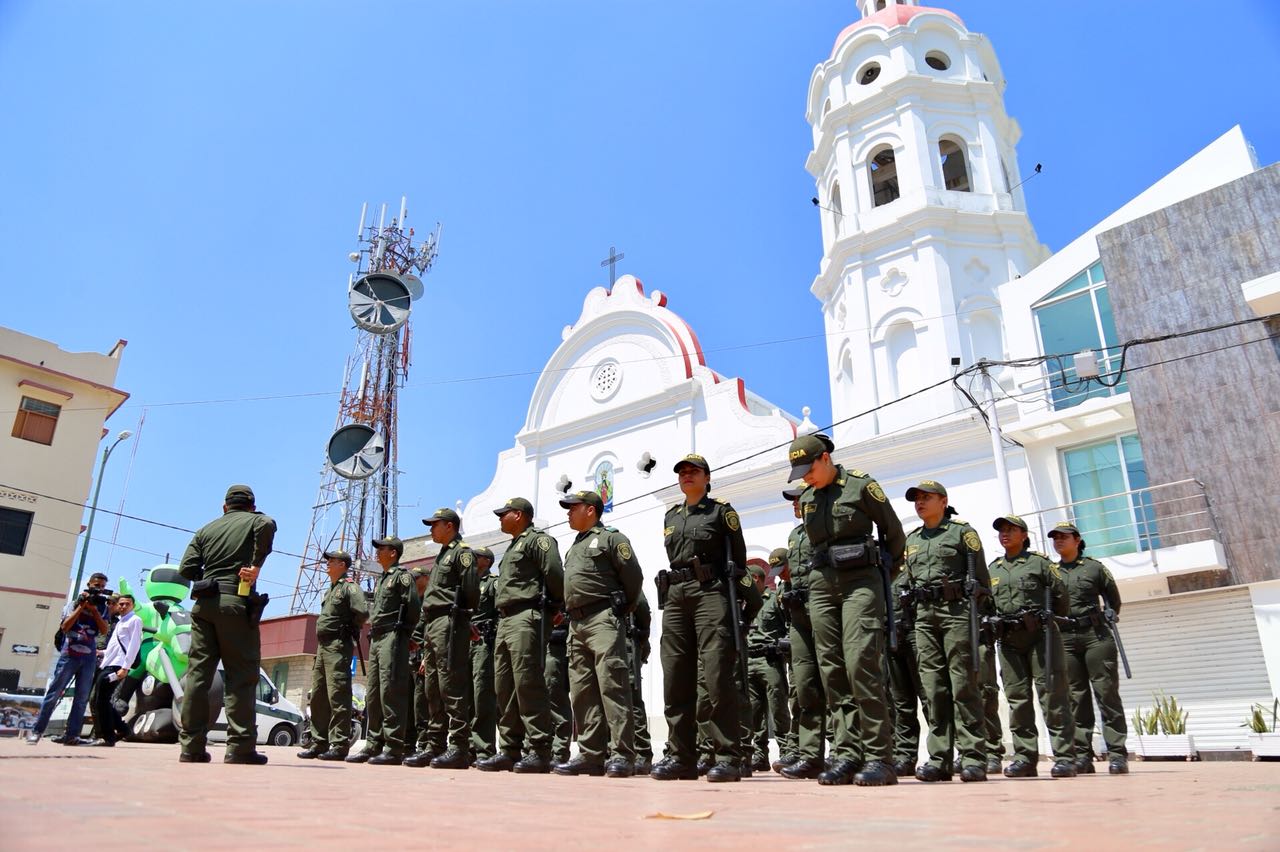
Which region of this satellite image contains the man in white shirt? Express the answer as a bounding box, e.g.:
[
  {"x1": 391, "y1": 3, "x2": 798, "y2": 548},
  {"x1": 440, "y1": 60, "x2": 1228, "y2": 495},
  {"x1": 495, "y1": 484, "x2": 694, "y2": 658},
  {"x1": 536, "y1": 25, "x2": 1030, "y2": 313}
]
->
[{"x1": 90, "y1": 595, "x2": 143, "y2": 747}]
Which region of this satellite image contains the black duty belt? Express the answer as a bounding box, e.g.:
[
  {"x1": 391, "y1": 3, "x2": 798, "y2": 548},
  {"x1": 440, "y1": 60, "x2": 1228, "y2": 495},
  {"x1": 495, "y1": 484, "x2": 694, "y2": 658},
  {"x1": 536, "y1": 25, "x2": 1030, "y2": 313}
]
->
[
  {"x1": 498, "y1": 598, "x2": 540, "y2": 619},
  {"x1": 914, "y1": 581, "x2": 966, "y2": 604},
  {"x1": 566, "y1": 598, "x2": 612, "y2": 621},
  {"x1": 664, "y1": 566, "x2": 699, "y2": 584},
  {"x1": 369, "y1": 625, "x2": 406, "y2": 638},
  {"x1": 747, "y1": 646, "x2": 771, "y2": 659},
  {"x1": 1060, "y1": 611, "x2": 1104, "y2": 631},
  {"x1": 424, "y1": 604, "x2": 454, "y2": 621},
  {"x1": 315, "y1": 631, "x2": 350, "y2": 642}
]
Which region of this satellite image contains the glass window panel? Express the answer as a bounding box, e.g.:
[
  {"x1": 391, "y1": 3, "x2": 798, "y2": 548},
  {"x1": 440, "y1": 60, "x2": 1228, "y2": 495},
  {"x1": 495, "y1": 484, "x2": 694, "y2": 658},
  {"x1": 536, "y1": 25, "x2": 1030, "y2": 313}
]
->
[
  {"x1": 1088, "y1": 261, "x2": 1106, "y2": 285},
  {"x1": 1035, "y1": 294, "x2": 1105, "y2": 409},
  {"x1": 1064, "y1": 439, "x2": 1137, "y2": 557},
  {"x1": 1121, "y1": 434, "x2": 1158, "y2": 551},
  {"x1": 1094, "y1": 287, "x2": 1128, "y2": 395},
  {"x1": 1038, "y1": 270, "x2": 1091, "y2": 303}
]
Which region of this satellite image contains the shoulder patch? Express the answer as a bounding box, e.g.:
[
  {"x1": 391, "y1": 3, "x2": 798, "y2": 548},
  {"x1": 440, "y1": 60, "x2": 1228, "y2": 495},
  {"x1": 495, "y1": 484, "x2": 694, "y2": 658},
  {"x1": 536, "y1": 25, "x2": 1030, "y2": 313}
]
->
[
  {"x1": 1102, "y1": 567, "x2": 1115, "y2": 584},
  {"x1": 663, "y1": 526, "x2": 675, "y2": 536},
  {"x1": 460, "y1": 550, "x2": 475, "y2": 568},
  {"x1": 616, "y1": 541, "x2": 633, "y2": 561},
  {"x1": 963, "y1": 530, "x2": 982, "y2": 552},
  {"x1": 866, "y1": 482, "x2": 887, "y2": 503},
  {"x1": 951, "y1": 517, "x2": 966, "y2": 524},
  {"x1": 714, "y1": 497, "x2": 729, "y2": 505},
  {"x1": 849, "y1": 469, "x2": 868, "y2": 478},
  {"x1": 740, "y1": 574, "x2": 751, "y2": 588},
  {"x1": 725, "y1": 510, "x2": 741, "y2": 532},
  {"x1": 537, "y1": 536, "x2": 552, "y2": 553},
  {"x1": 1048, "y1": 563, "x2": 1062, "y2": 580}
]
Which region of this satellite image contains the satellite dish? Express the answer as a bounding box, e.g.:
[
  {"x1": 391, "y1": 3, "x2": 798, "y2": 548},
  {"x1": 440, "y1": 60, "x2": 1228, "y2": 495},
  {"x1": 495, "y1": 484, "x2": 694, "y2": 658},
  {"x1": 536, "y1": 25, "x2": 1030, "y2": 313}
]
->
[
  {"x1": 327, "y1": 424, "x2": 386, "y2": 480},
  {"x1": 402, "y1": 273, "x2": 424, "y2": 301},
  {"x1": 349, "y1": 272, "x2": 411, "y2": 334}
]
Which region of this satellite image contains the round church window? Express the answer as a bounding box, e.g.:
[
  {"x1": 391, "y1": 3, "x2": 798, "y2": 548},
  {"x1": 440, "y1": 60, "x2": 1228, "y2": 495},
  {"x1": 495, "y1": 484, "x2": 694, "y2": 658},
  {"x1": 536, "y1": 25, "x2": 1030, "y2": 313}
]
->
[{"x1": 590, "y1": 359, "x2": 622, "y2": 402}]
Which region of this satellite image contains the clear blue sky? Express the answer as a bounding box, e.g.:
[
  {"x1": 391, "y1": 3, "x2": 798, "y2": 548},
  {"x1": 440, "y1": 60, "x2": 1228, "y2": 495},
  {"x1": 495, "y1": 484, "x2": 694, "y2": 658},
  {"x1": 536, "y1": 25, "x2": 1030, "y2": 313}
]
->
[{"x1": 3, "y1": 1, "x2": 1277, "y2": 609}]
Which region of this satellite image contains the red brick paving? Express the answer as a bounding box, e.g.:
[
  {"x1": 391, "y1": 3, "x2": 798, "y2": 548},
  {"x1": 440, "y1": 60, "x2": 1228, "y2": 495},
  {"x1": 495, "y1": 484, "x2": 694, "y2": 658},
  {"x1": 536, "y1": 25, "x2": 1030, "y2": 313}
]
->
[{"x1": 1, "y1": 739, "x2": 1278, "y2": 849}]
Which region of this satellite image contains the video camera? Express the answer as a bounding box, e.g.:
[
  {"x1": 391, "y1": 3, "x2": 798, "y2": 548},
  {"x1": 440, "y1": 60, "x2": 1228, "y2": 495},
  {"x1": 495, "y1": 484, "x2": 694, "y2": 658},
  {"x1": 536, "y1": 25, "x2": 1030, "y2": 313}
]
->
[{"x1": 78, "y1": 586, "x2": 113, "y2": 607}]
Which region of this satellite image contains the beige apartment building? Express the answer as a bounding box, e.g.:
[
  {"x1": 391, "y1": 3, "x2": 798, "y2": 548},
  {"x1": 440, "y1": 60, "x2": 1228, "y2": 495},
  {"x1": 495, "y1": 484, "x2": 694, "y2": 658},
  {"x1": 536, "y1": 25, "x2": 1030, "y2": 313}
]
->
[{"x1": 0, "y1": 327, "x2": 128, "y2": 689}]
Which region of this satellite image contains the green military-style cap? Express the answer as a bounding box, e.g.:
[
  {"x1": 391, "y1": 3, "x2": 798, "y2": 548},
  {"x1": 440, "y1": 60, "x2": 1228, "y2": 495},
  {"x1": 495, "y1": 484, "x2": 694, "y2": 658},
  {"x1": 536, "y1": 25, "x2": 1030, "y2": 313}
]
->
[
  {"x1": 372, "y1": 535, "x2": 404, "y2": 557},
  {"x1": 423, "y1": 507, "x2": 461, "y2": 526},
  {"x1": 559, "y1": 490, "x2": 604, "y2": 513},
  {"x1": 673, "y1": 453, "x2": 711, "y2": 474},
  {"x1": 748, "y1": 564, "x2": 767, "y2": 580},
  {"x1": 1048, "y1": 521, "x2": 1081, "y2": 538},
  {"x1": 782, "y1": 487, "x2": 804, "y2": 502},
  {"x1": 905, "y1": 480, "x2": 947, "y2": 501},
  {"x1": 768, "y1": 547, "x2": 788, "y2": 567},
  {"x1": 992, "y1": 515, "x2": 1028, "y2": 532},
  {"x1": 493, "y1": 497, "x2": 534, "y2": 517},
  {"x1": 225, "y1": 484, "x2": 255, "y2": 505},
  {"x1": 322, "y1": 549, "x2": 353, "y2": 566},
  {"x1": 473, "y1": 546, "x2": 494, "y2": 562},
  {"x1": 786, "y1": 433, "x2": 834, "y2": 481}
]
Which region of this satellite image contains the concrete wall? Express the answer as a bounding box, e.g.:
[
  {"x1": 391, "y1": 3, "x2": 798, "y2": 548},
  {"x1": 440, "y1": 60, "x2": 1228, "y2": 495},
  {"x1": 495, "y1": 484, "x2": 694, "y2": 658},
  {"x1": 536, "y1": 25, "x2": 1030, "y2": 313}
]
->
[{"x1": 1098, "y1": 164, "x2": 1280, "y2": 585}]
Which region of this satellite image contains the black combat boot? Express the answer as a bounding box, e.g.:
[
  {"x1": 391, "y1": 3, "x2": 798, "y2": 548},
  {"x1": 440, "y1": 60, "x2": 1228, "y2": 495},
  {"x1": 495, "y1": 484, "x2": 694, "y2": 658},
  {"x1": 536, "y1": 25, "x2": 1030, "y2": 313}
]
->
[
  {"x1": 650, "y1": 758, "x2": 699, "y2": 780},
  {"x1": 514, "y1": 754, "x2": 553, "y2": 774},
  {"x1": 477, "y1": 753, "x2": 516, "y2": 772},
  {"x1": 780, "y1": 757, "x2": 824, "y2": 779},
  {"x1": 403, "y1": 749, "x2": 436, "y2": 768},
  {"x1": 706, "y1": 762, "x2": 741, "y2": 783},
  {"x1": 345, "y1": 747, "x2": 378, "y2": 764},
  {"x1": 817, "y1": 758, "x2": 861, "y2": 786},
  {"x1": 430, "y1": 747, "x2": 470, "y2": 769},
  {"x1": 1050, "y1": 760, "x2": 1077, "y2": 778},
  {"x1": 892, "y1": 758, "x2": 916, "y2": 778},
  {"x1": 1108, "y1": 756, "x2": 1129, "y2": 775},
  {"x1": 914, "y1": 763, "x2": 952, "y2": 782},
  {"x1": 317, "y1": 748, "x2": 348, "y2": 761},
  {"x1": 696, "y1": 757, "x2": 713, "y2": 777},
  {"x1": 296, "y1": 744, "x2": 326, "y2": 759},
  {"x1": 1003, "y1": 759, "x2": 1038, "y2": 778},
  {"x1": 1075, "y1": 755, "x2": 1096, "y2": 774},
  {"x1": 959, "y1": 765, "x2": 987, "y2": 782},
  {"x1": 772, "y1": 752, "x2": 798, "y2": 773},
  {"x1": 751, "y1": 754, "x2": 770, "y2": 772},
  {"x1": 368, "y1": 751, "x2": 403, "y2": 766},
  {"x1": 224, "y1": 751, "x2": 269, "y2": 765},
  {"x1": 853, "y1": 760, "x2": 898, "y2": 787},
  {"x1": 553, "y1": 756, "x2": 606, "y2": 776},
  {"x1": 985, "y1": 756, "x2": 1002, "y2": 775},
  {"x1": 605, "y1": 757, "x2": 634, "y2": 778}
]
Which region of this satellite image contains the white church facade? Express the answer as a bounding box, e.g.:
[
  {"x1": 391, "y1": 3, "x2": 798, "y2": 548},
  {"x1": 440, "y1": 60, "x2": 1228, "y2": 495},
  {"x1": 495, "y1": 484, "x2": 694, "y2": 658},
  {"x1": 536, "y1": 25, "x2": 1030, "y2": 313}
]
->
[{"x1": 424, "y1": 1, "x2": 1280, "y2": 756}]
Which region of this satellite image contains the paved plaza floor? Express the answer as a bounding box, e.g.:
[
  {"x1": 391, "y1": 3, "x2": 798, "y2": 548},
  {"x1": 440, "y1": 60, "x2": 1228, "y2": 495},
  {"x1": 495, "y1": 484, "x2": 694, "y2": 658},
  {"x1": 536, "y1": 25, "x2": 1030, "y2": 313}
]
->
[{"x1": 1, "y1": 739, "x2": 1278, "y2": 849}]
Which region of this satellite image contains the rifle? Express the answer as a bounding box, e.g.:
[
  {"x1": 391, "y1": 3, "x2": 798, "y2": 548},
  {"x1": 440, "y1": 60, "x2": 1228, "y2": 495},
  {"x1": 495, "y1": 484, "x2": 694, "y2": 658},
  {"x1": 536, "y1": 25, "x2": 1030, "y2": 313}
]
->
[
  {"x1": 611, "y1": 591, "x2": 642, "y2": 692},
  {"x1": 876, "y1": 531, "x2": 897, "y2": 653},
  {"x1": 1103, "y1": 604, "x2": 1132, "y2": 679},
  {"x1": 724, "y1": 535, "x2": 750, "y2": 692},
  {"x1": 1043, "y1": 585, "x2": 1055, "y2": 692},
  {"x1": 393, "y1": 600, "x2": 409, "y2": 682},
  {"x1": 444, "y1": 585, "x2": 467, "y2": 674},
  {"x1": 347, "y1": 624, "x2": 367, "y2": 677},
  {"x1": 965, "y1": 550, "x2": 980, "y2": 674},
  {"x1": 537, "y1": 574, "x2": 547, "y2": 664}
]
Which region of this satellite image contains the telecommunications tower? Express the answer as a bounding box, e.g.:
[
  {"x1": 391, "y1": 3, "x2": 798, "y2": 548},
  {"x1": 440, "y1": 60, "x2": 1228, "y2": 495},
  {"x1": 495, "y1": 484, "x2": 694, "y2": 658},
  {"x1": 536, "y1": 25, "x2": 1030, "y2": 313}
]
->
[{"x1": 289, "y1": 197, "x2": 440, "y2": 613}]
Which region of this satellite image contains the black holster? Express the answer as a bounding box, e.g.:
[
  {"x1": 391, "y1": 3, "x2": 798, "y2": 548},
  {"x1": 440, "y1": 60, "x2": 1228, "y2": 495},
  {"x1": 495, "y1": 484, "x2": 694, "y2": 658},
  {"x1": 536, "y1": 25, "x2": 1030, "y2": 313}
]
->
[
  {"x1": 828, "y1": 541, "x2": 874, "y2": 570},
  {"x1": 655, "y1": 571, "x2": 671, "y2": 610},
  {"x1": 247, "y1": 592, "x2": 269, "y2": 627},
  {"x1": 190, "y1": 578, "x2": 219, "y2": 599}
]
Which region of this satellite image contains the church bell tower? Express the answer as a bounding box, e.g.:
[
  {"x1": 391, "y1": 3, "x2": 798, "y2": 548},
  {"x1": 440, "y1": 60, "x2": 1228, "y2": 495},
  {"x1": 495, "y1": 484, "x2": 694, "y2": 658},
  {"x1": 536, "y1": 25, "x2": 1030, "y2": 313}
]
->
[{"x1": 808, "y1": 1, "x2": 1046, "y2": 445}]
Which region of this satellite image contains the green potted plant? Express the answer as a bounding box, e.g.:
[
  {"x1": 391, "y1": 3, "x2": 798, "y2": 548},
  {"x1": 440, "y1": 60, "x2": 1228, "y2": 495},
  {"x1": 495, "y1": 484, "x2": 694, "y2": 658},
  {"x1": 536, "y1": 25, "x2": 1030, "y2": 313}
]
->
[
  {"x1": 1129, "y1": 692, "x2": 1196, "y2": 760},
  {"x1": 1242, "y1": 699, "x2": 1279, "y2": 760}
]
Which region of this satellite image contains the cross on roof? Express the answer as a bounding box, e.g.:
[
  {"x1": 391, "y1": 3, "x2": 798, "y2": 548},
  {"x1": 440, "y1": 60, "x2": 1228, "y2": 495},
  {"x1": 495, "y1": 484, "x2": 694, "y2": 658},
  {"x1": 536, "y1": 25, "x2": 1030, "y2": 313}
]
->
[{"x1": 600, "y1": 245, "x2": 625, "y2": 287}]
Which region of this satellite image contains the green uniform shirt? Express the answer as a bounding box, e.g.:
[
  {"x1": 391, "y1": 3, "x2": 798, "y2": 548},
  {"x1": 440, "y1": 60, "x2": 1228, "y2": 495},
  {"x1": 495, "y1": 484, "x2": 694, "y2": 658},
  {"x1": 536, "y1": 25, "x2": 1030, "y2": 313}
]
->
[
  {"x1": 786, "y1": 522, "x2": 814, "y2": 592},
  {"x1": 369, "y1": 564, "x2": 420, "y2": 634},
  {"x1": 747, "y1": 588, "x2": 787, "y2": 650},
  {"x1": 1057, "y1": 556, "x2": 1121, "y2": 616},
  {"x1": 178, "y1": 508, "x2": 277, "y2": 587},
  {"x1": 903, "y1": 518, "x2": 990, "y2": 590},
  {"x1": 494, "y1": 526, "x2": 565, "y2": 609},
  {"x1": 798, "y1": 465, "x2": 906, "y2": 568},
  {"x1": 562, "y1": 522, "x2": 643, "y2": 612},
  {"x1": 473, "y1": 572, "x2": 499, "y2": 630},
  {"x1": 662, "y1": 496, "x2": 760, "y2": 625},
  {"x1": 315, "y1": 578, "x2": 369, "y2": 639},
  {"x1": 423, "y1": 537, "x2": 481, "y2": 611},
  {"x1": 987, "y1": 548, "x2": 1069, "y2": 617}
]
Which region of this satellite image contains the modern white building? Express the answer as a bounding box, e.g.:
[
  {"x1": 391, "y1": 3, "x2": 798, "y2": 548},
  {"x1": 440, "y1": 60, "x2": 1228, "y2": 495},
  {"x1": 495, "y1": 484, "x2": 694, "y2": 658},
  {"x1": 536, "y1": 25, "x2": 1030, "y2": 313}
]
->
[
  {"x1": 411, "y1": 1, "x2": 1280, "y2": 755},
  {"x1": 0, "y1": 327, "x2": 129, "y2": 689}
]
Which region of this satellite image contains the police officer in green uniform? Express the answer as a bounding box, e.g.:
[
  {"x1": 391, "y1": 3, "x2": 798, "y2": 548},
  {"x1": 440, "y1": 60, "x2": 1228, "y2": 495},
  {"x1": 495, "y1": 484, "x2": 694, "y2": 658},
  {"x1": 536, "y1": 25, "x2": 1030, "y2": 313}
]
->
[
  {"x1": 787, "y1": 434, "x2": 904, "y2": 787},
  {"x1": 545, "y1": 604, "x2": 572, "y2": 764},
  {"x1": 557, "y1": 490, "x2": 644, "y2": 778},
  {"x1": 651, "y1": 454, "x2": 758, "y2": 783},
  {"x1": 979, "y1": 638, "x2": 1005, "y2": 774},
  {"x1": 778, "y1": 487, "x2": 829, "y2": 780},
  {"x1": 413, "y1": 508, "x2": 480, "y2": 770},
  {"x1": 407, "y1": 565, "x2": 445, "y2": 763},
  {"x1": 988, "y1": 515, "x2": 1077, "y2": 778},
  {"x1": 629, "y1": 590, "x2": 654, "y2": 775},
  {"x1": 900, "y1": 480, "x2": 990, "y2": 782},
  {"x1": 1049, "y1": 521, "x2": 1129, "y2": 775},
  {"x1": 747, "y1": 555, "x2": 793, "y2": 771},
  {"x1": 469, "y1": 546, "x2": 498, "y2": 765},
  {"x1": 346, "y1": 536, "x2": 418, "y2": 765},
  {"x1": 479, "y1": 497, "x2": 564, "y2": 774},
  {"x1": 178, "y1": 485, "x2": 276, "y2": 765},
  {"x1": 298, "y1": 549, "x2": 368, "y2": 760}
]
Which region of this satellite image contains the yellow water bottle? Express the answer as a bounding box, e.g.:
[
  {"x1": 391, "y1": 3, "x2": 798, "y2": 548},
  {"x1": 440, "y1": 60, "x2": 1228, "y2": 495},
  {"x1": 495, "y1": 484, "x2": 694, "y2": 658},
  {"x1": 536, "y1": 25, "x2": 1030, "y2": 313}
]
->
[{"x1": 238, "y1": 575, "x2": 251, "y2": 596}]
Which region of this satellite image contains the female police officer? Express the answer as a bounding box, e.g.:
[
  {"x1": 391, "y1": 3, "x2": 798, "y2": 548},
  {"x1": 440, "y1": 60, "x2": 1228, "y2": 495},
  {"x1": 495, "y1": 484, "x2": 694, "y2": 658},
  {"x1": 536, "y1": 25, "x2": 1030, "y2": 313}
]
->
[
  {"x1": 900, "y1": 480, "x2": 990, "y2": 782},
  {"x1": 651, "y1": 454, "x2": 758, "y2": 783},
  {"x1": 785, "y1": 433, "x2": 904, "y2": 787}
]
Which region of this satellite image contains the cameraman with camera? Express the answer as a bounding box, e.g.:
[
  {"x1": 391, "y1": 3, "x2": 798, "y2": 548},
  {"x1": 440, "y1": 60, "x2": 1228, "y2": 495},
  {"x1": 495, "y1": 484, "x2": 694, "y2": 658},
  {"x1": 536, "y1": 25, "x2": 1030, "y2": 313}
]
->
[{"x1": 27, "y1": 572, "x2": 112, "y2": 745}]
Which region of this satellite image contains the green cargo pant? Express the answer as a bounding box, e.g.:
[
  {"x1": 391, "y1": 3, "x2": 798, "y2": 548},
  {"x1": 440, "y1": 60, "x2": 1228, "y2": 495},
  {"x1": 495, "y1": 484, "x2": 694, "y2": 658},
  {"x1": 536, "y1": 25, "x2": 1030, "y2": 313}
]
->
[
  {"x1": 915, "y1": 600, "x2": 987, "y2": 770},
  {"x1": 470, "y1": 633, "x2": 496, "y2": 760},
  {"x1": 808, "y1": 564, "x2": 893, "y2": 764},
  {"x1": 412, "y1": 657, "x2": 445, "y2": 753},
  {"x1": 494, "y1": 609, "x2": 553, "y2": 759},
  {"x1": 660, "y1": 578, "x2": 739, "y2": 766},
  {"x1": 748, "y1": 652, "x2": 793, "y2": 761},
  {"x1": 568, "y1": 607, "x2": 634, "y2": 762},
  {"x1": 787, "y1": 606, "x2": 827, "y2": 761},
  {"x1": 979, "y1": 643, "x2": 1004, "y2": 760},
  {"x1": 180, "y1": 595, "x2": 260, "y2": 757},
  {"x1": 365, "y1": 629, "x2": 411, "y2": 756},
  {"x1": 886, "y1": 623, "x2": 923, "y2": 766},
  {"x1": 307, "y1": 637, "x2": 354, "y2": 752},
  {"x1": 545, "y1": 635, "x2": 571, "y2": 763},
  {"x1": 1063, "y1": 627, "x2": 1127, "y2": 759},
  {"x1": 423, "y1": 613, "x2": 473, "y2": 751},
  {"x1": 628, "y1": 636, "x2": 652, "y2": 763},
  {"x1": 998, "y1": 626, "x2": 1076, "y2": 763}
]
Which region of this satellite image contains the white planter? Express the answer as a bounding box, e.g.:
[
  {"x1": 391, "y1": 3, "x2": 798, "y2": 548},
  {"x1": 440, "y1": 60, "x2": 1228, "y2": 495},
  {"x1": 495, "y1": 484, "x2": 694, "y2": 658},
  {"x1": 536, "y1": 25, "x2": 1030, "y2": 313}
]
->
[
  {"x1": 1247, "y1": 733, "x2": 1280, "y2": 760},
  {"x1": 1129, "y1": 733, "x2": 1196, "y2": 760}
]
